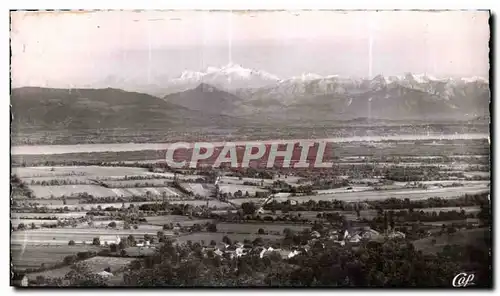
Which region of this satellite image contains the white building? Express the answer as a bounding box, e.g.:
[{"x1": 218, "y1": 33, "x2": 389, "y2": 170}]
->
[
  {"x1": 349, "y1": 234, "x2": 362, "y2": 243},
  {"x1": 387, "y1": 231, "x2": 406, "y2": 239},
  {"x1": 136, "y1": 241, "x2": 150, "y2": 247},
  {"x1": 361, "y1": 229, "x2": 381, "y2": 240},
  {"x1": 100, "y1": 235, "x2": 121, "y2": 246},
  {"x1": 96, "y1": 271, "x2": 114, "y2": 278}
]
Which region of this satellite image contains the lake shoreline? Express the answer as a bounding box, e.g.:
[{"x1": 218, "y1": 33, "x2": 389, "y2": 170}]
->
[{"x1": 11, "y1": 133, "x2": 489, "y2": 155}]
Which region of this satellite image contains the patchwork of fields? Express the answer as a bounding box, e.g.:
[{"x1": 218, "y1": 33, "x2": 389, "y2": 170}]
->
[
  {"x1": 11, "y1": 245, "x2": 103, "y2": 270},
  {"x1": 228, "y1": 185, "x2": 489, "y2": 205},
  {"x1": 180, "y1": 183, "x2": 214, "y2": 196},
  {"x1": 11, "y1": 228, "x2": 173, "y2": 245},
  {"x1": 11, "y1": 135, "x2": 491, "y2": 281},
  {"x1": 25, "y1": 256, "x2": 135, "y2": 280}
]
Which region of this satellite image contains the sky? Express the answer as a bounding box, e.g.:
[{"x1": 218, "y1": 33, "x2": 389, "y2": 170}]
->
[{"x1": 11, "y1": 10, "x2": 490, "y2": 87}]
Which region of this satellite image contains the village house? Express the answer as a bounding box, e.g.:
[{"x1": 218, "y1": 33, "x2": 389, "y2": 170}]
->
[
  {"x1": 259, "y1": 246, "x2": 278, "y2": 258},
  {"x1": 277, "y1": 250, "x2": 293, "y2": 259},
  {"x1": 217, "y1": 242, "x2": 229, "y2": 250},
  {"x1": 214, "y1": 249, "x2": 224, "y2": 257},
  {"x1": 96, "y1": 271, "x2": 114, "y2": 278},
  {"x1": 341, "y1": 228, "x2": 362, "y2": 244},
  {"x1": 100, "y1": 235, "x2": 121, "y2": 246},
  {"x1": 328, "y1": 229, "x2": 339, "y2": 240},
  {"x1": 334, "y1": 240, "x2": 346, "y2": 246},
  {"x1": 348, "y1": 233, "x2": 362, "y2": 243},
  {"x1": 310, "y1": 230, "x2": 321, "y2": 238},
  {"x1": 361, "y1": 228, "x2": 381, "y2": 240},
  {"x1": 387, "y1": 231, "x2": 406, "y2": 239},
  {"x1": 136, "y1": 241, "x2": 150, "y2": 247}
]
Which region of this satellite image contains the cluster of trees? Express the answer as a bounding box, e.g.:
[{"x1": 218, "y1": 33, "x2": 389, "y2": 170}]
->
[
  {"x1": 373, "y1": 209, "x2": 475, "y2": 223},
  {"x1": 106, "y1": 174, "x2": 170, "y2": 181},
  {"x1": 79, "y1": 196, "x2": 128, "y2": 204},
  {"x1": 115, "y1": 238, "x2": 491, "y2": 287},
  {"x1": 226, "y1": 168, "x2": 274, "y2": 180},
  {"x1": 384, "y1": 166, "x2": 444, "y2": 182},
  {"x1": 262, "y1": 199, "x2": 364, "y2": 212},
  {"x1": 171, "y1": 181, "x2": 193, "y2": 195},
  {"x1": 217, "y1": 214, "x2": 314, "y2": 226},
  {"x1": 310, "y1": 178, "x2": 350, "y2": 190},
  {"x1": 161, "y1": 221, "x2": 217, "y2": 233},
  {"x1": 368, "y1": 194, "x2": 489, "y2": 210},
  {"x1": 16, "y1": 215, "x2": 66, "y2": 220},
  {"x1": 21, "y1": 250, "x2": 98, "y2": 275},
  {"x1": 13, "y1": 204, "x2": 85, "y2": 213},
  {"x1": 14, "y1": 216, "x2": 88, "y2": 231},
  {"x1": 386, "y1": 155, "x2": 489, "y2": 165},
  {"x1": 219, "y1": 191, "x2": 269, "y2": 201},
  {"x1": 29, "y1": 179, "x2": 90, "y2": 186},
  {"x1": 10, "y1": 174, "x2": 34, "y2": 199},
  {"x1": 225, "y1": 202, "x2": 345, "y2": 225}
]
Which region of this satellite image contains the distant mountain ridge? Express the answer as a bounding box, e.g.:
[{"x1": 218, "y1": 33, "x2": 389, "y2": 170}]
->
[
  {"x1": 121, "y1": 63, "x2": 490, "y2": 121},
  {"x1": 163, "y1": 83, "x2": 244, "y2": 115},
  {"x1": 160, "y1": 68, "x2": 489, "y2": 121},
  {"x1": 11, "y1": 64, "x2": 490, "y2": 141},
  {"x1": 92, "y1": 63, "x2": 488, "y2": 98},
  {"x1": 11, "y1": 87, "x2": 243, "y2": 140}
]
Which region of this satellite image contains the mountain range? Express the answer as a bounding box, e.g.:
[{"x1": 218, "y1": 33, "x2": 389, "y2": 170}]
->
[
  {"x1": 11, "y1": 64, "x2": 490, "y2": 144},
  {"x1": 157, "y1": 64, "x2": 489, "y2": 121}
]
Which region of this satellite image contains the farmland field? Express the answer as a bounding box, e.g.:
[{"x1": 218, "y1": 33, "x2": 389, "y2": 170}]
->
[
  {"x1": 122, "y1": 246, "x2": 156, "y2": 257},
  {"x1": 216, "y1": 222, "x2": 309, "y2": 234},
  {"x1": 11, "y1": 228, "x2": 174, "y2": 245},
  {"x1": 220, "y1": 176, "x2": 274, "y2": 186},
  {"x1": 32, "y1": 199, "x2": 230, "y2": 210},
  {"x1": 11, "y1": 245, "x2": 103, "y2": 270},
  {"x1": 174, "y1": 232, "x2": 282, "y2": 245},
  {"x1": 180, "y1": 183, "x2": 213, "y2": 196},
  {"x1": 315, "y1": 186, "x2": 373, "y2": 194},
  {"x1": 280, "y1": 206, "x2": 481, "y2": 221},
  {"x1": 420, "y1": 218, "x2": 480, "y2": 227},
  {"x1": 229, "y1": 184, "x2": 489, "y2": 204},
  {"x1": 22, "y1": 175, "x2": 92, "y2": 183},
  {"x1": 218, "y1": 184, "x2": 268, "y2": 195},
  {"x1": 88, "y1": 221, "x2": 164, "y2": 231},
  {"x1": 11, "y1": 212, "x2": 88, "y2": 219},
  {"x1": 144, "y1": 215, "x2": 214, "y2": 226},
  {"x1": 25, "y1": 256, "x2": 135, "y2": 280},
  {"x1": 13, "y1": 166, "x2": 154, "y2": 178},
  {"x1": 102, "y1": 179, "x2": 173, "y2": 187},
  {"x1": 27, "y1": 185, "x2": 181, "y2": 198},
  {"x1": 11, "y1": 218, "x2": 59, "y2": 227},
  {"x1": 413, "y1": 227, "x2": 490, "y2": 254},
  {"x1": 10, "y1": 133, "x2": 490, "y2": 287}
]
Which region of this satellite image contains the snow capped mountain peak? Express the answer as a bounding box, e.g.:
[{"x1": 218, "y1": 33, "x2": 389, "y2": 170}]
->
[
  {"x1": 289, "y1": 73, "x2": 324, "y2": 81},
  {"x1": 164, "y1": 65, "x2": 489, "y2": 97},
  {"x1": 179, "y1": 70, "x2": 205, "y2": 80},
  {"x1": 168, "y1": 63, "x2": 281, "y2": 91},
  {"x1": 461, "y1": 76, "x2": 488, "y2": 83}
]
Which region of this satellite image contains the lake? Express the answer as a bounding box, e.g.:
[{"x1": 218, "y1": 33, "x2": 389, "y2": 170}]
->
[{"x1": 11, "y1": 133, "x2": 489, "y2": 155}]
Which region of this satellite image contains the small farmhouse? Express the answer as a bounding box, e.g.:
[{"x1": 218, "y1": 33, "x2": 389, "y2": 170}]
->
[{"x1": 100, "y1": 235, "x2": 121, "y2": 246}]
